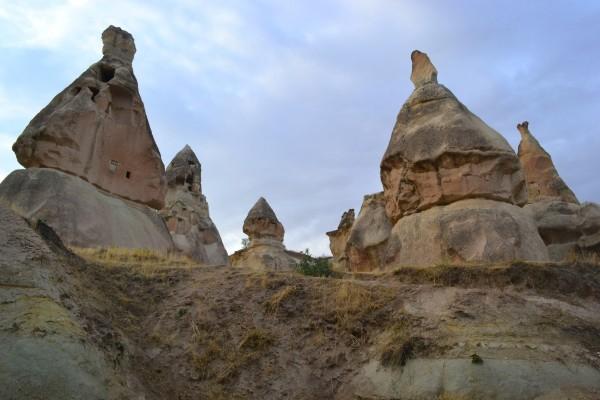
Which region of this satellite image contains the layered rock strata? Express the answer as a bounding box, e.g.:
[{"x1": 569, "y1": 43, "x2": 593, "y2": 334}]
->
[
  {"x1": 12, "y1": 25, "x2": 166, "y2": 209},
  {"x1": 326, "y1": 208, "x2": 354, "y2": 270},
  {"x1": 160, "y1": 145, "x2": 228, "y2": 265},
  {"x1": 231, "y1": 197, "x2": 297, "y2": 270}
]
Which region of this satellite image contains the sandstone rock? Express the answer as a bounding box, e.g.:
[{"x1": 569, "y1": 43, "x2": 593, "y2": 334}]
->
[
  {"x1": 525, "y1": 200, "x2": 600, "y2": 261},
  {"x1": 386, "y1": 199, "x2": 549, "y2": 267},
  {"x1": 160, "y1": 145, "x2": 228, "y2": 265},
  {"x1": 231, "y1": 197, "x2": 296, "y2": 270},
  {"x1": 0, "y1": 203, "x2": 132, "y2": 399},
  {"x1": 517, "y1": 121, "x2": 578, "y2": 204},
  {"x1": 326, "y1": 208, "x2": 354, "y2": 270},
  {"x1": 12, "y1": 25, "x2": 166, "y2": 209},
  {"x1": 0, "y1": 168, "x2": 173, "y2": 251},
  {"x1": 345, "y1": 192, "x2": 393, "y2": 272},
  {"x1": 243, "y1": 197, "x2": 285, "y2": 242},
  {"x1": 381, "y1": 50, "x2": 526, "y2": 222}
]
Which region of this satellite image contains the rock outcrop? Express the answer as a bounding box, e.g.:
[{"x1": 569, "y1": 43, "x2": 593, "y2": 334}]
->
[
  {"x1": 0, "y1": 203, "x2": 133, "y2": 399},
  {"x1": 12, "y1": 25, "x2": 166, "y2": 209},
  {"x1": 231, "y1": 197, "x2": 297, "y2": 270},
  {"x1": 0, "y1": 168, "x2": 173, "y2": 251},
  {"x1": 380, "y1": 50, "x2": 526, "y2": 223},
  {"x1": 326, "y1": 208, "x2": 354, "y2": 270},
  {"x1": 160, "y1": 145, "x2": 228, "y2": 265},
  {"x1": 517, "y1": 121, "x2": 578, "y2": 204}
]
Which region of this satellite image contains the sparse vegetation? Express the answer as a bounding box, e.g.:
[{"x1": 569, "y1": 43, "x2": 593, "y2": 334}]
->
[
  {"x1": 379, "y1": 320, "x2": 429, "y2": 367},
  {"x1": 295, "y1": 249, "x2": 332, "y2": 277},
  {"x1": 238, "y1": 328, "x2": 275, "y2": 351},
  {"x1": 471, "y1": 353, "x2": 483, "y2": 364},
  {"x1": 264, "y1": 285, "x2": 296, "y2": 314}
]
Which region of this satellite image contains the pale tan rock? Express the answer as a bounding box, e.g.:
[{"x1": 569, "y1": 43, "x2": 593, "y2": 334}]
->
[
  {"x1": 0, "y1": 168, "x2": 173, "y2": 251},
  {"x1": 525, "y1": 200, "x2": 600, "y2": 261},
  {"x1": 12, "y1": 25, "x2": 166, "y2": 209},
  {"x1": 326, "y1": 208, "x2": 354, "y2": 270},
  {"x1": 517, "y1": 121, "x2": 578, "y2": 204},
  {"x1": 160, "y1": 145, "x2": 228, "y2": 265},
  {"x1": 346, "y1": 192, "x2": 393, "y2": 272},
  {"x1": 231, "y1": 197, "x2": 296, "y2": 270},
  {"x1": 381, "y1": 50, "x2": 526, "y2": 222},
  {"x1": 386, "y1": 199, "x2": 549, "y2": 268}
]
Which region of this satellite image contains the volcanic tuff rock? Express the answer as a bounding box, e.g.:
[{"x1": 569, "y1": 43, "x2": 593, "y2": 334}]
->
[
  {"x1": 231, "y1": 197, "x2": 297, "y2": 270},
  {"x1": 160, "y1": 145, "x2": 228, "y2": 265},
  {"x1": 380, "y1": 50, "x2": 526, "y2": 223},
  {"x1": 0, "y1": 168, "x2": 173, "y2": 251},
  {"x1": 517, "y1": 121, "x2": 579, "y2": 204},
  {"x1": 12, "y1": 25, "x2": 166, "y2": 209},
  {"x1": 326, "y1": 208, "x2": 354, "y2": 270}
]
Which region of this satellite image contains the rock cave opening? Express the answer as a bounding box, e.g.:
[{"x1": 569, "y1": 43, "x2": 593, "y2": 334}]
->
[{"x1": 99, "y1": 64, "x2": 115, "y2": 82}]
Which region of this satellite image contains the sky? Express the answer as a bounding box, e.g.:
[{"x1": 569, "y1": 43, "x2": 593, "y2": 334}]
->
[{"x1": 1, "y1": 1, "x2": 600, "y2": 256}]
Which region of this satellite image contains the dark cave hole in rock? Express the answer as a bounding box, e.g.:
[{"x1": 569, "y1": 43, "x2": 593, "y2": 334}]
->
[
  {"x1": 126, "y1": 171, "x2": 131, "y2": 179},
  {"x1": 100, "y1": 64, "x2": 116, "y2": 82},
  {"x1": 88, "y1": 87, "x2": 100, "y2": 101},
  {"x1": 71, "y1": 86, "x2": 81, "y2": 96}
]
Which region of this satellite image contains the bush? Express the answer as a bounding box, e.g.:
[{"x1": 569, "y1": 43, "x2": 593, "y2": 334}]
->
[{"x1": 295, "y1": 249, "x2": 332, "y2": 277}]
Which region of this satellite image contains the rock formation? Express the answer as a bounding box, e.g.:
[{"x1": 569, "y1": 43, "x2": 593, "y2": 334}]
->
[
  {"x1": 0, "y1": 168, "x2": 173, "y2": 251},
  {"x1": 380, "y1": 50, "x2": 526, "y2": 223},
  {"x1": 160, "y1": 145, "x2": 228, "y2": 265},
  {"x1": 345, "y1": 193, "x2": 393, "y2": 272},
  {"x1": 517, "y1": 121, "x2": 578, "y2": 204},
  {"x1": 326, "y1": 208, "x2": 354, "y2": 269},
  {"x1": 12, "y1": 25, "x2": 166, "y2": 209},
  {"x1": 329, "y1": 50, "x2": 550, "y2": 270},
  {"x1": 231, "y1": 197, "x2": 297, "y2": 270}
]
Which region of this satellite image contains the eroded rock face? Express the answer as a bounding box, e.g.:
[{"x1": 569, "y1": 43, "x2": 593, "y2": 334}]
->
[
  {"x1": 231, "y1": 197, "x2": 296, "y2": 270},
  {"x1": 380, "y1": 50, "x2": 526, "y2": 222},
  {"x1": 12, "y1": 25, "x2": 166, "y2": 209},
  {"x1": 517, "y1": 121, "x2": 578, "y2": 204},
  {"x1": 0, "y1": 168, "x2": 173, "y2": 251},
  {"x1": 346, "y1": 192, "x2": 393, "y2": 272},
  {"x1": 326, "y1": 208, "x2": 354, "y2": 270},
  {"x1": 525, "y1": 200, "x2": 600, "y2": 261},
  {"x1": 160, "y1": 145, "x2": 228, "y2": 265},
  {"x1": 386, "y1": 199, "x2": 549, "y2": 267}
]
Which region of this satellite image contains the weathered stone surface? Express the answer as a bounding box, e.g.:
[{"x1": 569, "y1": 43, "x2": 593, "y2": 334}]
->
[
  {"x1": 517, "y1": 121, "x2": 578, "y2": 204},
  {"x1": 525, "y1": 200, "x2": 600, "y2": 261},
  {"x1": 0, "y1": 168, "x2": 173, "y2": 251},
  {"x1": 381, "y1": 50, "x2": 526, "y2": 222},
  {"x1": 386, "y1": 199, "x2": 549, "y2": 267},
  {"x1": 232, "y1": 197, "x2": 296, "y2": 270},
  {"x1": 243, "y1": 197, "x2": 285, "y2": 242},
  {"x1": 346, "y1": 192, "x2": 393, "y2": 272},
  {"x1": 12, "y1": 25, "x2": 166, "y2": 209},
  {"x1": 160, "y1": 145, "x2": 228, "y2": 265},
  {"x1": 326, "y1": 208, "x2": 354, "y2": 270},
  {"x1": 0, "y1": 203, "x2": 131, "y2": 399}
]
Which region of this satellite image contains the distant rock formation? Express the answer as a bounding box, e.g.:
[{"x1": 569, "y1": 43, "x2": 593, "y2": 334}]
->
[
  {"x1": 381, "y1": 50, "x2": 526, "y2": 223},
  {"x1": 329, "y1": 50, "x2": 549, "y2": 270},
  {"x1": 231, "y1": 197, "x2": 297, "y2": 270},
  {"x1": 517, "y1": 121, "x2": 578, "y2": 204},
  {"x1": 12, "y1": 25, "x2": 166, "y2": 209},
  {"x1": 326, "y1": 208, "x2": 354, "y2": 269},
  {"x1": 0, "y1": 168, "x2": 173, "y2": 251},
  {"x1": 160, "y1": 145, "x2": 228, "y2": 265}
]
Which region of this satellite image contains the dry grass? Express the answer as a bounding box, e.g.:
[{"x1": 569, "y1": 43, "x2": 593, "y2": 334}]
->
[
  {"x1": 71, "y1": 246, "x2": 197, "y2": 275},
  {"x1": 567, "y1": 249, "x2": 600, "y2": 265},
  {"x1": 378, "y1": 320, "x2": 429, "y2": 367},
  {"x1": 264, "y1": 285, "x2": 296, "y2": 314}
]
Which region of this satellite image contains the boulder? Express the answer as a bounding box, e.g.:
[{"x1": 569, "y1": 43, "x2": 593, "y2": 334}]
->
[
  {"x1": 517, "y1": 121, "x2": 578, "y2": 204},
  {"x1": 326, "y1": 208, "x2": 354, "y2": 270},
  {"x1": 0, "y1": 168, "x2": 173, "y2": 251},
  {"x1": 345, "y1": 192, "x2": 393, "y2": 272},
  {"x1": 160, "y1": 145, "x2": 228, "y2": 265},
  {"x1": 12, "y1": 25, "x2": 166, "y2": 209},
  {"x1": 380, "y1": 50, "x2": 526, "y2": 223},
  {"x1": 525, "y1": 200, "x2": 600, "y2": 261},
  {"x1": 231, "y1": 197, "x2": 296, "y2": 270},
  {"x1": 386, "y1": 199, "x2": 549, "y2": 268}
]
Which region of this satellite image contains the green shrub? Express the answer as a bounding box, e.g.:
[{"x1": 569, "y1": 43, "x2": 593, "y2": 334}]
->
[{"x1": 295, "y1": 249, "x2": 332, "y2": 277}]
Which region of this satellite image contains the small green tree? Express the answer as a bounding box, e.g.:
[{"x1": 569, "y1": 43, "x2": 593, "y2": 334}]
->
[{"x1": 295, "y1": 248, "x2": 332, "y2": 277}]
